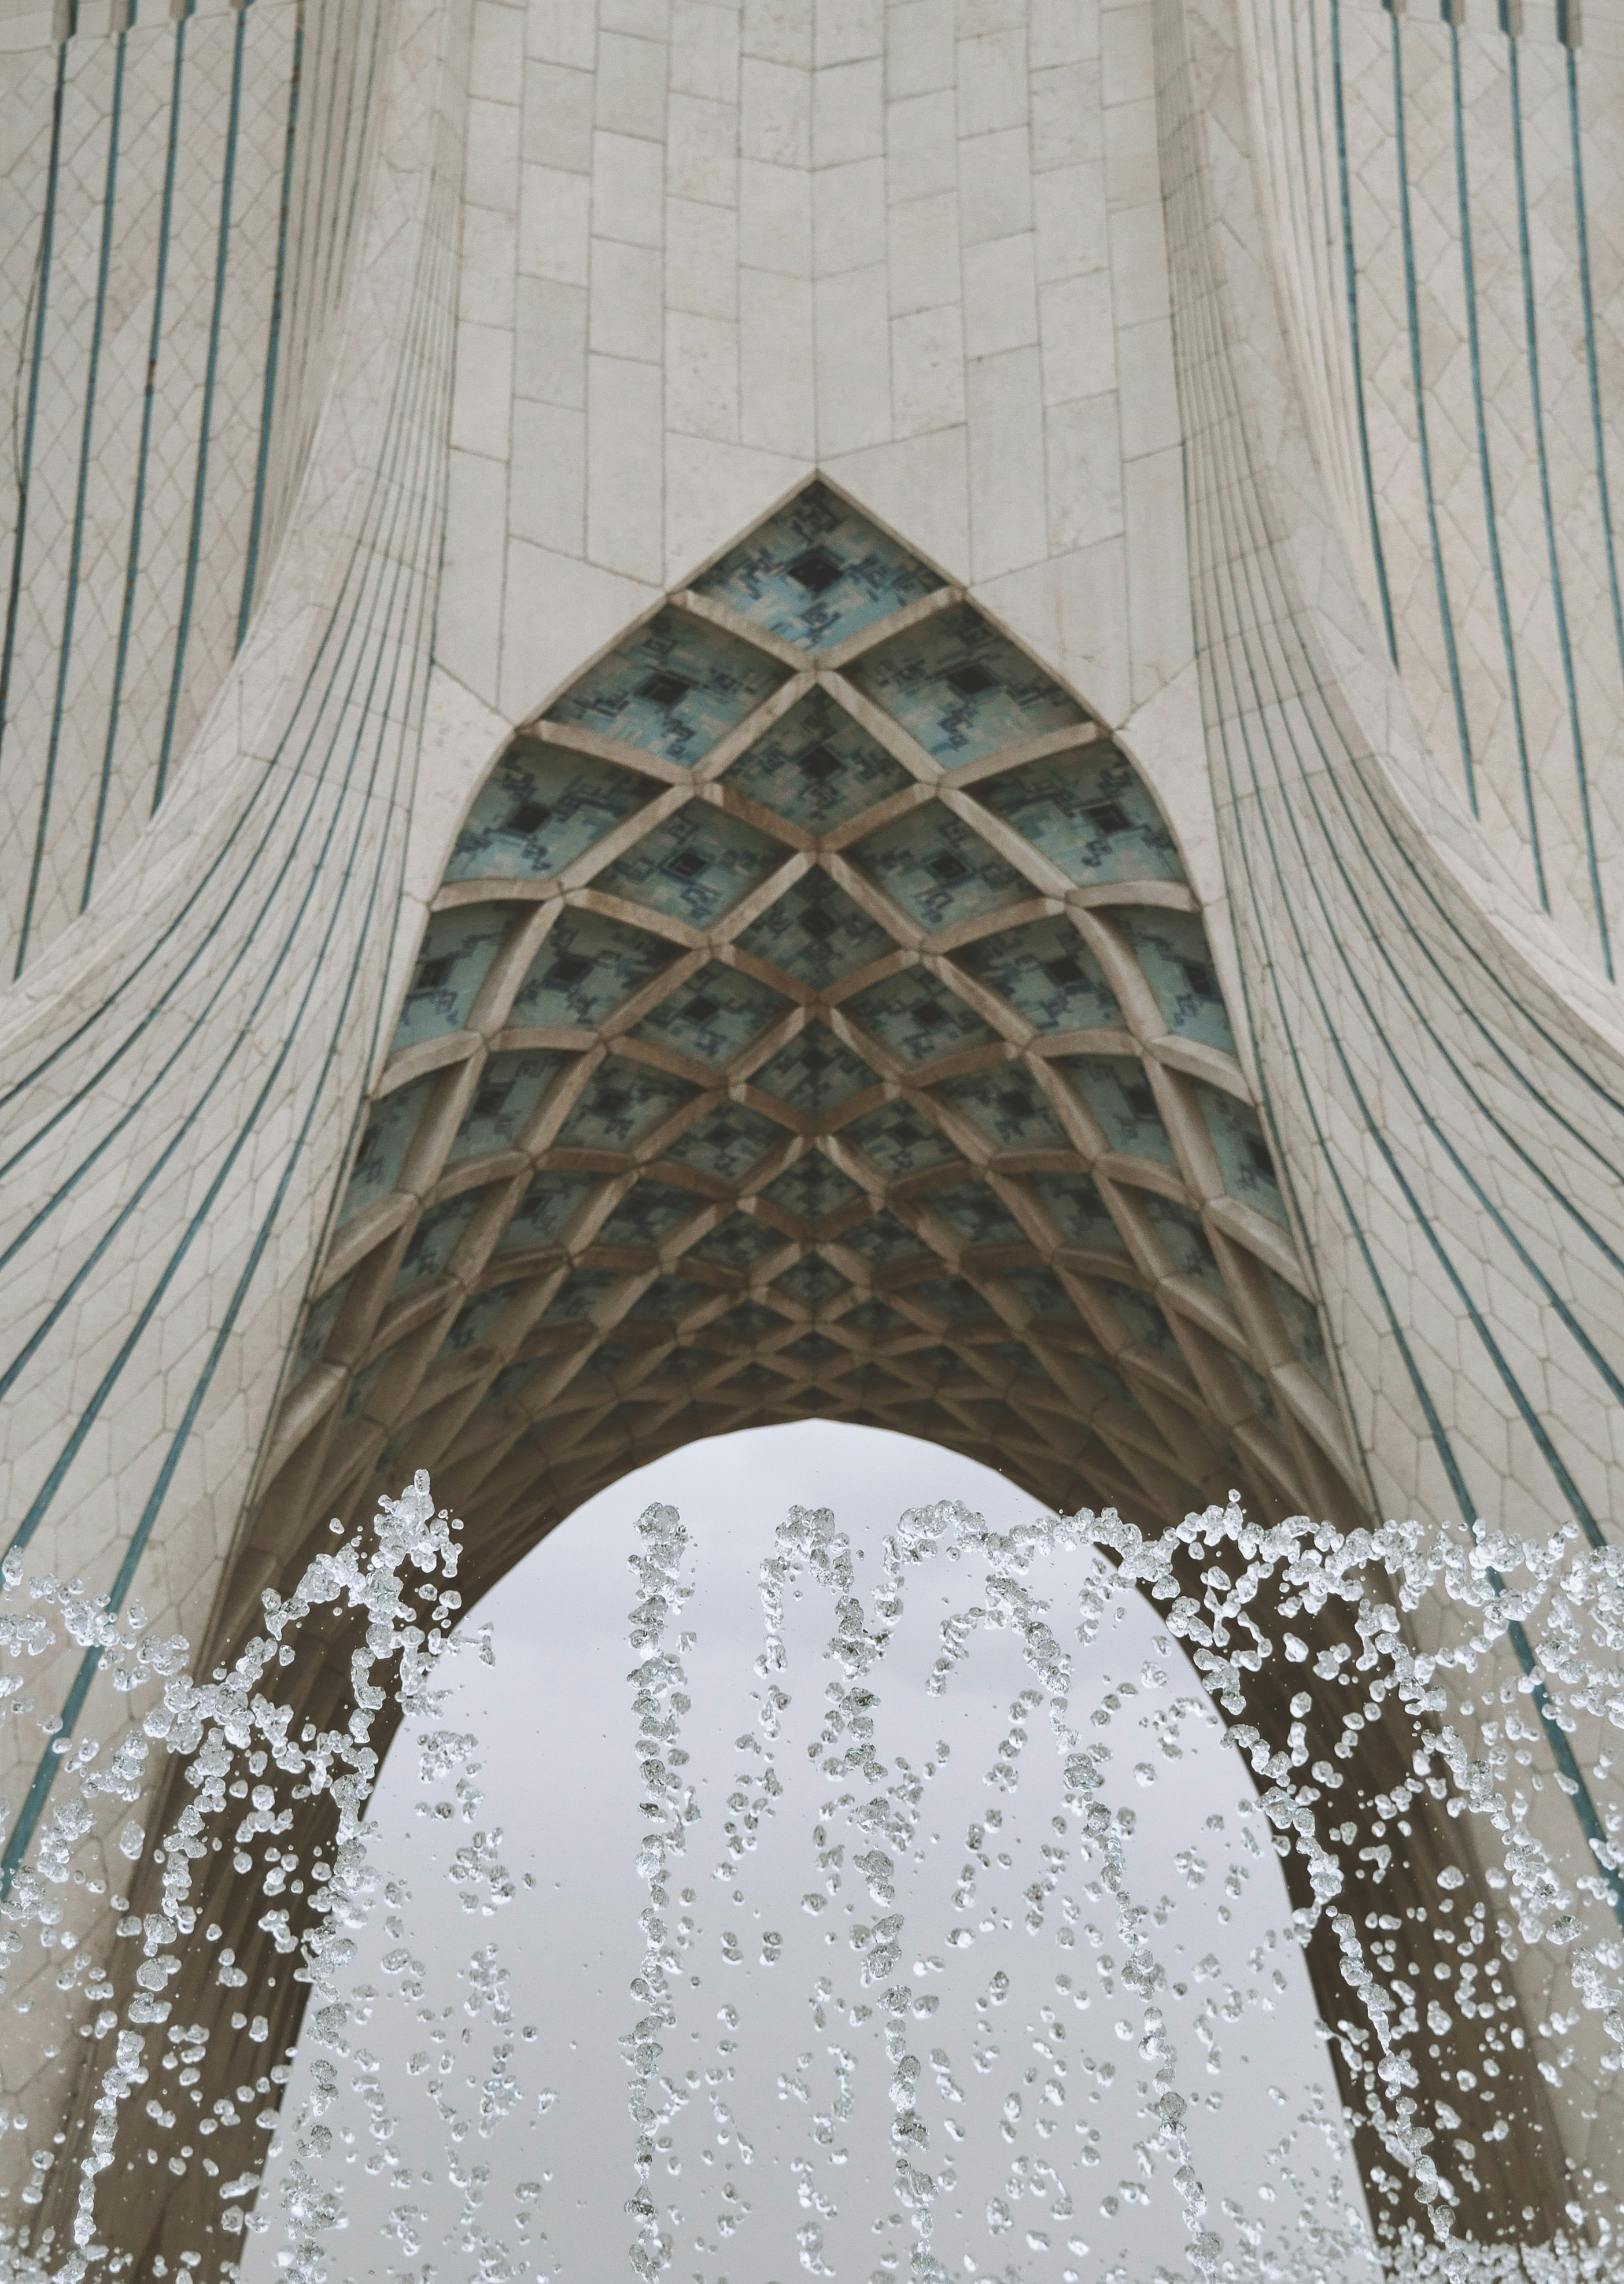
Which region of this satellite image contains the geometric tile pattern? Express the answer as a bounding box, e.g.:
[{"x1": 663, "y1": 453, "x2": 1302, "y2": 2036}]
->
[{"x1": 254, "y1": 485, "x2": 1362, "y2": 1580}]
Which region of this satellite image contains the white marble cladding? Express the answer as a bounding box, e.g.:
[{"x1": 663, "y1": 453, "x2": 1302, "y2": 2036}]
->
[{"x1": 434, "y1": 0, "x2": 1212, "y2": 920}]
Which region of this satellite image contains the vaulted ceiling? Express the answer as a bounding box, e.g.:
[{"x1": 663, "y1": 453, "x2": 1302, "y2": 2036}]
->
[{"x1": 246, "y1": 484, "x2": 1361, "y2": 1606}]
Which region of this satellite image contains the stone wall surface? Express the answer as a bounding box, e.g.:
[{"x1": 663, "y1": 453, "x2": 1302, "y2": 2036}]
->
[{"x1": 1, "y1": 0, "x2": 1623, "y2": 2249}]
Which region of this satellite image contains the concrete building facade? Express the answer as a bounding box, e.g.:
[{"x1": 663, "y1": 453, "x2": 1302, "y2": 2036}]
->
[{"x1": 3, "y1": 0, "x2": 1624, "y2": 2258}]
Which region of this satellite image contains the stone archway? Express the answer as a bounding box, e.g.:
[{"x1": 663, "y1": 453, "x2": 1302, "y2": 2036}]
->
[{"x1": 50, "y1": 485, "x2": 1570, "y2": 2271}]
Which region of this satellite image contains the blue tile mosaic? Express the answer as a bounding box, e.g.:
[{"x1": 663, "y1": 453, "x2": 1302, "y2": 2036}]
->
[
  {"x1": 596, "y1": 1179, "x2": 702, "y2": 1249},
  {"x1": 843, "y1": 968, "x2": 998, "y2": 1065},
  {"x1": 631, "y1": 960, "x2": 789, "y2": 1069},
  {"x1": 445, "y1": 739, "x2": 655, "y2": 885},
  {"x1": 723, "y1": 688, "x2": 913, "y2": 831},
  {"x1": 1000, "y1": 1265, "x2": 1086, "y2": 1323},
  {"x1": 541, "y1": 1267, "x2": 620, "y2": 1324},
  {"x1": 1054, "y1": 1056, "x2": 1176, "y2": 1165},
  {"x1": 851, "y1": 804, "x2": 1028, "y2": 932},
  {"x1": 438, "y1": 1280, "x2": 530, "y2": 1362},
  {"x1": 686, "y1": 1209, "x2": 785, "y2": 1270},
  {"x1": 729, "y1": 1361, "x2": 785, "y2": 1390},
  {"x1": 1228, "y1": 1352, "x2": 1282, "y2": 1426},
  {"x1": 1077, "y1": 1356, "x2": 1136, "y2": 1407},
  {"x1": 850, "y1": 604, "x2": 1084, "y2": 767},
  {"x1": 911, "y1": 1274, "x2": 995, "y2": 1319},
  {"x1": 340, "y1": 1072, "x2": 440, "y2": 1223},
  {"x1": 975, "y1": 747, "x2": 1184, "y2": 885},
  {"x1": 397, "y1": 1190, "x2": 486, "y2": 1288},
  {"x1": 1264, "y1": 1267, "x2": 1333, "y2": 1390},
  {"x1": 1140, "y1": 1195, "x2": 1226, "y2": 1294},
  {"x1": 772, "y1": 1255, "x2": 849, "y2": 1308},
  {"x1": 839, "y1": 1209, "x2": 930, "y2": 1266},
  {"x1": 594, "y1": 803, "x2": 787, "y2": 929},
  {"x1": 1026, "y1": 1171, "x2": 1128, "y2": 1253},
  {"x1": 392, "y1": 903, "x2": 522, "y2": 1051},
  {"x1": 291, "y1": 1272, "x2": 353, "y2": 1381},
  {"x1": 494, "y1": 1168, "x2": 599, "y2": 1256},
  {"x1": 659, "y1": 1345, "x2": 726, "y2": 1378},
  {"x1": 751, "y1": 1026, "x2": 878, "y2": 1117},
  {"x1": 841, "y1": 1099, "x2": 959, "y2": 1178},
  {"x1": 733, "y1": 868, "x2": 893, "y2": 986},
  {"x1": 955, "y1": 916, "x2": 1123, "y2": 1034},
  {"x1": 490, "y1": 1357, "x2": 544, "y2": 1406},
  {"x1": 448, "y1": 1050, "x2": 573, "y2": 1163},
  {"x1": 555, "y1": 1061, "x2": 697, "y2": 1152},
  {"x1": 932, "y1": 1068, "x2": 1070, "y2": 1153},
  {"x1": 921, "y1": 1182, "x2": 1027, "y2": 1248},
  {"x1": 760, "y1": 1154, "x2": 866, "y2": 1224},
  {"x1": 693, "y1": 482, "x2": 940, "y2": 652},
  {"x1": 1194, "y1": 1082, "x2": 1287, "y2": 1227},
  {"x1": 545, "y1": 606, "x2": 790, "y2": 766},
  {"x1": 626, "y1": 1274, "x2": 714, "y2": 1323},
  {"x1": 510, "y1": 909, "x2": 679, "y2": 1031},
  {"x1": 341, "y1": 1345, "x2": 400, "y2": 1425},
  {"x1": 1115, "y1": 909, "x2": 1237, "y2": 1056},
  {"x1": 718, "y1": 1299, "x2": 791, "y2": 1341},
  {"x1": 1109, "y1": 1287, "x2": 1183, "y2": 1357},
  {"x1": 843, "y1": 1297, "x2": 907, "y2": 1336},
  {"x1": 665, "y1": 1102, "x2": 783, "y2": 1185},
  {"x1": 783, "y1": 1332, "x2": 845, "y2": 1368},
  {"x1": 905, "y1": 1345, "x2": 964, "y2": 1378}
]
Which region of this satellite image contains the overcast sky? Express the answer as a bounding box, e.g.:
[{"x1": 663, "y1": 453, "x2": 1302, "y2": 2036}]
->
[{"x1": 243, "y1": 1422, "x2": 1372, "y2": 2284}]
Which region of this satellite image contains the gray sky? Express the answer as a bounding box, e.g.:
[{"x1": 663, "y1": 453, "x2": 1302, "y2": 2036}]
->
[{"x1": 242, "y1": 1423, "x2": 1372, "y2": 2284}]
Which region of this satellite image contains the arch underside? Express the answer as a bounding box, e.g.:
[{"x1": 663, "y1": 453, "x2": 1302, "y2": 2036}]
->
[{"x1": 242, "y1": 482, "x2": 1362, "y2": 1620}]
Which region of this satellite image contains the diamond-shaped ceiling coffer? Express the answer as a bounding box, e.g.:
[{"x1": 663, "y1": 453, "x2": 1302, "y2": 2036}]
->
[{"x1": 253, "y1": 483, "x2": 1360, "y2": 1597}]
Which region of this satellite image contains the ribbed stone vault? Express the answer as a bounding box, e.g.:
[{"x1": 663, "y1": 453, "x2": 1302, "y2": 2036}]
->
[{"x1": 246, "y1": 482, "x2": 1360, "y2": 1608}]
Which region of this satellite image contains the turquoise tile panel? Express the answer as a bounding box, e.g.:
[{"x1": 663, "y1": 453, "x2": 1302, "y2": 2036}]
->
[
  {"x1": 597, "y1": 1179, "x2": 701, "y2": 1249},
  {"x1": 341, "y1": 1345, "x2": 400, "y2": 1425},
  {"x1": 724, "y1": 687, "x2": 913, "y2": 830},
  {"x1": 665, "y1": 1102, "x2": 784, "y2": 1184},
  {"x1": 1026, "y1": 1170, "x2": 1128, "y2": 1253},
  {"x1": 844, "y1": 1297, "x2": 906, "y2": 1336},
  {"x1": 595, "y1": 803, "x2": 786, "y2": 928},
  {"x1": 291, "y1": 1272, "x2": 352, "y2": 1382},
  {"x1": 932, "y1": 1068, "x2": 1071, "y2": 1152},
  {"x1": 911, "y1": 1272, "x2": 996, "y2": 1318},
  {"x1": 1110, "y1": 1287, "x2": 1182, "y2": 1356},
  {"x1": 733, "y1": 869, "x2": 893, "y2": 985},
  {"x1": 630, "y1": 959, "x2": 789, "y2": 1069},
  {"x1": 448, "y1": 1049, "x2": 573, "y2": 1163},
  {"x1": 844, "y1": 968, "x2": 997, "y2": 1065},
  {"x1": 1054, "y1": 1056, "x2": 1177, "y2": 1165},
  {"x1": 396, "y1": 1190, "x2": 486, "y2": 1289},
  {"x1": 445, "y1": 739, "x2": 653, "y2": 884},
  {"x1": 555, "y1": 1062, "x2": 697, "y2": 1151},
  {"x1": 773, "y1": 1256, "x2": 849, "y2": 1307},
  {"x1": 686, "y1": 1207, "x2": 784, "y2": 1270},
  {"x1": 490, "y1": 1357, "x2": 543, "y2": 1406},
  {"x1": 495, "y1": 1168, "x2": 600, "y2": 1256},
  {"x1": 839, "y1": 1208, "x2": 929, "y2": 1266},
  {"x1": 843, "y1": 1099, "x2": 959, "y2": 1177},
  {"x1": 1077, "y1": 1356, "x2": 1136, "y2": 1407},
  {"x1": 545, "y1": 605, "x2": 789, "y2": 765},
  {"x1": 511, "y1": 909, "x2": 679, "y2": 1031},
  {"x1": 693, "y1": 481, "x2": 939, "y2": 652},
  {"x1": 392, "y1": 903, "x2": 521, "y2": 1050},
  {"x1": 439, "y1": 1280, "x2": 530, "y2": 1361},
  {"x1": 1264, "y1": 1267, "x2": 1334, "y2": 1392},
  {"x1": 751, "y1": 1027, "x2": 878, "y2": 1117},
  {"x1": 1001, "y1": 1264, "x2": 1085, "y2": 1323},
  {"x1": 1139, "y1": 1195, "x2": 1226, "y2": 1295},
  {"x1": 976, "y1": 746, "x2": 1184, "y2": 885},
  {"x1": 341, "y1": 1071, "x2": 439, "y2": 1224},
  {"x1": 761, "y1": 1154, "x2": 866, "y2": 1223},
  {"x1": 955, "y1": 916, "x2": 1123, "y2": 1034},
  {"x1": 1116, "y1": 909, "x2": 1237, "y2": 1056},
  {"x1": 921, "y1": 1182, "x2": 1027, "y2": 1248},
  {"x1": 627, "y1": 1274, "x2": 714, "y2": 1323},
  {"x1": 1229, "y1": 1352, "x2": 1282, "y2": 1427},
  {"x1": 718, "y1": 1299, "x2": 791, "y2": 1341},
  {"x1": 541, "y1": 1267, "x2": 620, "y2": 1323},
  {"x1": 851, "y1": 804, "x2": 1028, "y2": 931},
  {"x1": 783, "y1": 1331, "x2": 844, "y2": 1366},
  {"x1": 850, "y1": 603, "x2": 1084, "y2": 766},
  {"x1": 1194, "y1": 1082, "x2": 1287, "y2": 1228}
]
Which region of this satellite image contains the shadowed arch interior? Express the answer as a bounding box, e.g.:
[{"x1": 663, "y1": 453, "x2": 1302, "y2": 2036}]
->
[{"x1": 241, "y1": 480, "x2": 1364, "y2": 1621}]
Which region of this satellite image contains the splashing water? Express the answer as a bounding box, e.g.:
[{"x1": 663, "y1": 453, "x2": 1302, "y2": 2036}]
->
[{"x1": 2, "y1": 1467, "x2": 1624, "y2": 2282}]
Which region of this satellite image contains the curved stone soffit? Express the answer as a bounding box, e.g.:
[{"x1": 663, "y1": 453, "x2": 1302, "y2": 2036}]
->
[
  {"x1": 0, "y1": 0, "x2": 383, "y2": 978},
  {"x1": 0, "y1": 0, "x2": 467, "y2": 1924},
  {"x1": 249, "y1": 481, "x2": 1364, "y2": 1609},
  {"x1": 1153, "y1": 0, "x2": 1624, "y2": 2193}
]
